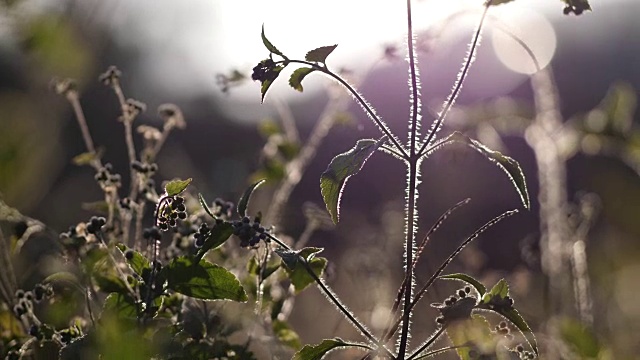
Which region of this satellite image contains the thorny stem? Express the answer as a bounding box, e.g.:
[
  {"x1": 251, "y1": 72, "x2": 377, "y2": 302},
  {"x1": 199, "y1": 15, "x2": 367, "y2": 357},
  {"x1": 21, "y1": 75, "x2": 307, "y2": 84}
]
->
[
  {"x1": 398, "y1": 0, "x2": 421, "y2": 356},
  {"x1": 418, "y1": 3, "x2": 490, "y2": 157},
  {"x1": 285, "y1": 60, "x2": 408, "y2": 159}
]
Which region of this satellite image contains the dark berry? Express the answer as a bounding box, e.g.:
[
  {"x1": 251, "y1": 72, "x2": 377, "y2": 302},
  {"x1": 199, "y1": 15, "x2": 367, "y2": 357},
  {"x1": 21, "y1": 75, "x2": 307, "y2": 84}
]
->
[
  {"x1": 15, "y1": 289, "x2": 24, "y2": 298},
  {"x1": 458, "y1": 289, "x2": 466, "y2": 298},
  {"x1": 29, "y1": 325, "x2": 39, "y2": 337},
  {"x1": 125, "y1": 250, "x2": 134, "y2": 260},
  {"x1": 464, "y1": 286, "x2": 471, "y2": 293},
  {"x1": 242, "y1": 216, "x2": 250, "y2": 223},
  {"x1": 178, "y1": 212, "x2": 187, "y2": 220}
]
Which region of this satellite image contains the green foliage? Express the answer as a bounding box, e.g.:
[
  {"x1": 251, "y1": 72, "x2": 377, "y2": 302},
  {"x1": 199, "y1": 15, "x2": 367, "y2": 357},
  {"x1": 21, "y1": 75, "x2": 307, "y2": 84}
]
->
[
  {"x1": 164, "y1": 178, "x2": 192, "y2": 196},
  {"x1": 320, "y1": 137, "x2": 387, "y2": 223},
  {"x1": 194, "y1": 222, "x2": 234, "y2": 262},
  {"x1": 162, "y1": 256, "x2": 248, "y2": 301},
  {"x1": 305, "y1": 45, "x2": 338, "y2": 63},
  {"x1": 293, "y1": 338, "x2": 352, "y2": 360},
  {"x1": 237, "y1": 179, "x2": 266, "y2": 217},
  {"x1": 289, "y1": 67, "x2": 315, "y2": 92}
]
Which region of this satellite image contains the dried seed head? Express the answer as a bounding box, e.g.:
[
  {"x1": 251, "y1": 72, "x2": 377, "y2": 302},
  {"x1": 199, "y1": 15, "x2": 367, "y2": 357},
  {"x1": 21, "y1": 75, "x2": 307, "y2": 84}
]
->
[
  {"x1": 50, "y1": 77, "x2": 77, "y2": 96},
  {"x1": 99, "y1": 66, "x2": 122, "y2": 86},
  {"x1": 158, "y1": 103, "x2": 186, "y2": 129}
]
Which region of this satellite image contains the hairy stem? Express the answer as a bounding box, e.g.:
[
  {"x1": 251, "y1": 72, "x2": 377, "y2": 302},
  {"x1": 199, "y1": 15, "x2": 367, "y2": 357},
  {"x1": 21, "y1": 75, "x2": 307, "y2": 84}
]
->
[
  {"x1": 66, "y1": 91, "x2": 101, "y2": 169},
  {"x1": 286, "y1": 60, "x2": 408, "y2": 159},
  {"x1": 406, "y1": 327, "x2": 445, "y2": 360},
  {"x1": 418, "y1": 4, "x2": 490, "y2": 157}
]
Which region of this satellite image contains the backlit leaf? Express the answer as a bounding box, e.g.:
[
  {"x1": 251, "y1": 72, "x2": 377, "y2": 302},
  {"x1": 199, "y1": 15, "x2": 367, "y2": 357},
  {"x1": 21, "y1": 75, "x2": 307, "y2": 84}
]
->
[
  {"x1": 261, "y1": 25, "x2": 286, "y2": 57},
  {"x1": 320, "y1": 137, "x2": 386, "y2": 223},
  {"x1": 305, "y1": 45, "x2": 338, "y2": 63},
  {"x1": 293, "y1": 338, "x2": 350, "y2": 360},
  {"x1": 237, "y1": 179, "x2": 266, "y2": 217},
  {"x1": 289, "y1": 67, "x2": 315, "y2": 92},
  {"x1": 439, "y1": 273, "x2": 487, "y2": 297},
  {"x1": 164, "y1": 178, "x2": 192, "y2": 197}
]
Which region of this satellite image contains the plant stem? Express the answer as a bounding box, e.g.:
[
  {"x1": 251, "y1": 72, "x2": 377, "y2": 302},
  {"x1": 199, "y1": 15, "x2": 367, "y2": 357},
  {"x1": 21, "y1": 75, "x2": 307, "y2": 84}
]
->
[
  {"x1": 418, "y1": 4, "x2": 490, "y2": 157},
  {"x1": 66, "y1": 91, "x2": 101, "y2": 169},
  {"x1": 266, "y1": 234, "x2": 394, "y2": 358},
  {"x1": 286, "y1": 60, "x2": 408, "y2": 159},
  {"x1": 407, "y1": 0, "x2": 420, "y2": 154},
  {"x1": 406, "y1": 327, "x2": 445, "y2": 360}
]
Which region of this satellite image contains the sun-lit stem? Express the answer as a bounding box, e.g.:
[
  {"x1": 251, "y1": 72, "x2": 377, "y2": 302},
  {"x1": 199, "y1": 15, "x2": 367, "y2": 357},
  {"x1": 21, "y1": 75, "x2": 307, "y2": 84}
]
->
[
  {"x1": 418, "y1": 3, "x2": 490, "y2": 157},
  {"x1": 284, "y1": 59, "x2": 408, "y2": 159}
]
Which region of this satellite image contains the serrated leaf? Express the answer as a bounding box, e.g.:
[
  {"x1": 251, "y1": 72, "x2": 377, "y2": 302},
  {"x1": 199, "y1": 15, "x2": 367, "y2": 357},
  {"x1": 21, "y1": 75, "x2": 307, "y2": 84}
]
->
[
  {"x1": 293, "y1": 338, "x2": 349, "y2": 360},
  {"x1": 164, "y1": 178, "x2": 192, "y2": 196},
  {"x1": 163, "y1": 256, "x2": 247, "y2": 301},
  {"x1": 92, "y1": 258, "x2": 129, "y2": 295},
  {"x1": 305, "y1": 45, "x2": 338, "y2": 63},
  {"x1": 237, "y1": 179, "x2": 266, "y2": 217},
  {"x1": 320, "y1": 137, "x2": 386, "y2": 223},
  {"x1": 261, "y1": 25, "x2": 286, "y2": 57},
  {"x1": 116, "y1": 243, "x2": 150, "y2": 276},
  {"x1": 198, "y1": 193, "x2": 215, "y2": 218},
  {"x1": 289, "y1": 67, "x2": 315, "y2": 92},
  {"x1": 194, "y1": 222, "x2": 234, "y2": 262},
  {"x1": 273, "y1": 320, "x2": 302, "y2": 350},
  {"x1": 439, "y1": 273, "x2": 487, "y2": 296},
  {"x1": 435, "y1": 132, "x2": 529, "y2": 209}
]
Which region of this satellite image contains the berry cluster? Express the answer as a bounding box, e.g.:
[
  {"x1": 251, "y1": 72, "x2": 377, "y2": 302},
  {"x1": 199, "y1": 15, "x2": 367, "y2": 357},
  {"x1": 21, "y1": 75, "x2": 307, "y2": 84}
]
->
[
  {"x1": 515, "y1": 344, "x2": 536, "y2": 359},
  {"x1": 13, "y1": 284, "x2": 54, "y2": 317},
  {"x1": 213, "y1": 198, "x2": 234, "y2": 218},
  {"x1": 156, "y1": 196, "x2": 187, "y2": 231},
  {"x1": 86, "y1": 216, "x2": 106, "y2": 235},
  {"x1": 434, "y1": 287, "x2": 474, "y2": 325},
  {"x1": 94, "y1": 163, "x2": 121, "y2": 188},
  {"x1": 131, "y1": 160, "x2": 158, "y2": 175},
  {"x1": 494, "y1": 320, "x2": 513, "y2": 339},
  {"x1": 251, "y1": 59, "x2": 280, "y2": 84},
  {"x1": 232, "y1": 216, "x2": 268, "y2": 248},
  {"x1": 193, "y1": 219, "x2": 224, "y2": 248},
  {"x1": 484, "y1": 293, "x2": 515, "y2": 312}
]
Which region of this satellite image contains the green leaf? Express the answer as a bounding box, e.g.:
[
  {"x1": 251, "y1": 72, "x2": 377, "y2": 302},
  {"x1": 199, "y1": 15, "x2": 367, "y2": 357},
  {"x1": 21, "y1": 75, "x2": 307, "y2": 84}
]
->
[
  {"x1": 116, "y1": 243, "x2": 150, "y2": 276},
  {"x1": 92, "y1": 258, "x2": 129, "y2": 295},
  {"x1": 482, "y1": 279, "x2": 509, "y2": 303},
  {"x1": 194, "y1": 222, "x2": 234, "y2": 262},
  {"x1": 42, "y1": 272, "x2": 83, "y2": 292},
  {"x1": 439, "y1": 273, "x2": 487, "y2": 296},
  {"x1": 305, "y1": 45, "x2": 338, "y2": 63},
  {"x1": 293, "y1": 338, "x2": 350, "y2": 360},
  {"x1": 198, "y1": 193, "x2": 215, "y2": 218},
  {"x1": 72, "y1": 150, "x2": 102, "y2": 166},
  {"x1": 289, "y1": 67, "x2": 315, "y2": 92},
  {"x1": 237, "y1": 179, "x2": 266, "y2": 217},
  {"x1": 284, "y1": 256, "x2": 327, "y2": 294},
  {"x1": 445, "y1": 314, "x2": 493, "y2": 360},
  {"x1": 102, "y1": 293, "x2": 138, "y2": 319},
  {"x1": 436, "y1": 132, "x2": 530, "y2": 209},
  {"x1": 165, "y1": 178, "x2": 192, "y2": 196},
  {"x1": 164, "y1": 256, "x2": 247, "y2": 301},
  {"x1": 273, "y1": 320, "x2": 302, "y2": 350},
  {"x1": 485, "y1": 0, "x2": 515, "y2": 6},
  {"x1": 479, "y1": 279, "x2": 538, "y2": 355},
  {"x1": 261, "y1": 25, "x2": 286, "y2": 57},
  {"x1": 560, "y1": 318, "x2": 601, "y2": 358},
  {"x1": 501, "y1": 307, "x2": 538, "y2": 356},
  {"x1": 260, "y1": 66, "x2": 284, "y2": 103},
  {"x1": 320, "y1": 137, "x2": 386, "y2": 223}
]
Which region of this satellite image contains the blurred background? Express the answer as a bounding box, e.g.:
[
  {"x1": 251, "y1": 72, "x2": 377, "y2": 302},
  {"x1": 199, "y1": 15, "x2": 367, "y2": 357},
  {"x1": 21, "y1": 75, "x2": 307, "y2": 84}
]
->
[{"x1": 1, "y1": 0, "x2": 639, "y2": 358}]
